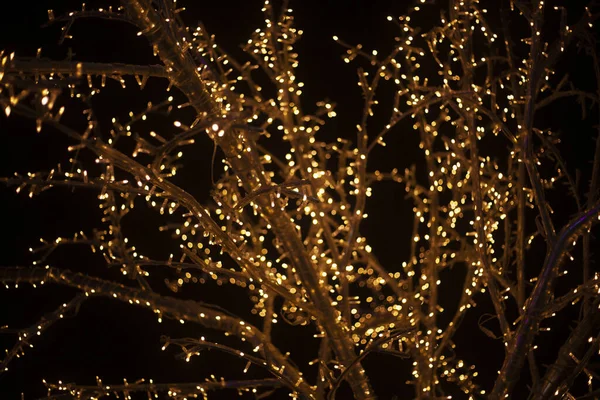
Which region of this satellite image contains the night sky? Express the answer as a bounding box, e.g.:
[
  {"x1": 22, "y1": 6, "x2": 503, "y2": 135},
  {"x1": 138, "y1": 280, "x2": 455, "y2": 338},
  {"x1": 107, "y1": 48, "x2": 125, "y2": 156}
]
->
[{"x1": 0, "y1": 0, "x2": 598, "y2": 399}]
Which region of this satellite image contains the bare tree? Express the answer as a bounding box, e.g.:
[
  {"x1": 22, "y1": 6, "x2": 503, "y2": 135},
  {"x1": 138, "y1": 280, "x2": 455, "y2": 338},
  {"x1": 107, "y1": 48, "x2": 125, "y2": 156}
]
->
[{"x1": 1, "y1": 0, "x2": 600, "y2": 399}]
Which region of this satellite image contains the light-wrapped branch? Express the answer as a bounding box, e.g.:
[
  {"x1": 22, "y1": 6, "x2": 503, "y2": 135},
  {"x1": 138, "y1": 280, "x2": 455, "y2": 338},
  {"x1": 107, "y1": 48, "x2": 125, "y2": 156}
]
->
[
  {"x1": 42, "y1": 377, "x2": 284, "y2": 400},
  {"x1": 118, "y1": 0, "x2": 375, "y2": 397},
  {"x1": 0, "y1": 266, "x2": 315, "y2": 398},
  {"x1": 491, "y1": 201, "x2": 600, "y2": 399},
  {"x1": 3, "y1": 59, "x2": 168, "y2": 80},
  {"x1": 0, "y1": 294, "x2": 88, "y2": 375}
]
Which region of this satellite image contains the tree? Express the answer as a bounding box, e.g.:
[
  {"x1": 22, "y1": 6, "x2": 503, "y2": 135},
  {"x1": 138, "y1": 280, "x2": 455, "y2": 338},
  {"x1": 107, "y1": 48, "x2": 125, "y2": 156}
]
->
[{"x1": 1, "y1": 0, "x2": 600, "y2": 398}]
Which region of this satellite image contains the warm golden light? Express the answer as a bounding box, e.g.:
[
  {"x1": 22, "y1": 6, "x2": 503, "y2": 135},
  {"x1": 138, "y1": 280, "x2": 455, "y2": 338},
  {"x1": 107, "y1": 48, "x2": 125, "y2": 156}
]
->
[{"x1": 0, "y1": 0, "x2": 599, "y2": 399}]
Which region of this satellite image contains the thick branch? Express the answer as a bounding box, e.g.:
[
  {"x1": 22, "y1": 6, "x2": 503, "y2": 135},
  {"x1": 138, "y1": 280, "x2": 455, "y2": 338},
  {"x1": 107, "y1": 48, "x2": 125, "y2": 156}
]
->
[
  {"x1": 119, "y1": 1, "x2": 373, "y2": 397},
  {"x1": 490, "y1": 201, "x2": 600, "y2": 399},
  {"x1": 533, "y1": 297, "x2": 600, "y2": 399}
]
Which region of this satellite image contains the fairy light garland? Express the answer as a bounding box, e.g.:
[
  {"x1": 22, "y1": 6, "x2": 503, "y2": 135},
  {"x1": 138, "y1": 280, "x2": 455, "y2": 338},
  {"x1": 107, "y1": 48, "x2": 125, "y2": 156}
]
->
[{"x1": 0, "y1": 0, "x2": 599, "y2": 399}]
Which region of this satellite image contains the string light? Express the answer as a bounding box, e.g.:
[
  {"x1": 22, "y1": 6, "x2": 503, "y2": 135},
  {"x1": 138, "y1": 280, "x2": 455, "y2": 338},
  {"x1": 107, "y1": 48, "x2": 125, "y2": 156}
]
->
[{"x1": 0, "y1": 0, "x2": 599, "y2": 399}]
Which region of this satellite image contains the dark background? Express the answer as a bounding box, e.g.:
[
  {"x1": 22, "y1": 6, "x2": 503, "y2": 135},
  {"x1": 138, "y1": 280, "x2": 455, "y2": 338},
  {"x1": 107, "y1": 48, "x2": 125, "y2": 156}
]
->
[{"x1": 0, "y1": 0, "x2": 598, "y2": 399}]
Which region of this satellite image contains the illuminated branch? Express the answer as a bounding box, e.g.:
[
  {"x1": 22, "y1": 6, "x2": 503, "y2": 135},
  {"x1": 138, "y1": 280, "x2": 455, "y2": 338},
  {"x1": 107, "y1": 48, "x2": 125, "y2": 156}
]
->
[
  {"x1": 92, "y1": 139, "x2": 320, "y2": 316},
  {"x1": 1, "y1": 0, "x2": 599, "y2": 398},
  {"x1": 0, "y1": 266, "x2": 315, "y2": 398},
  {"x1": 119, "y1": 0, "x2": 374, "y2": 397},
  {"x1": 533, "y1": 297, "x2": 600, "y2": 399},
  {"x1": 490, "y1": 201, "x2": 600, "y2": 399},
  {"x1": 327, "y1": 327, "x2": 415, "y2": 400},
  {"x1": 42, "y1": 378, "x2": 284, "y2": 400},
  {"x1": 3, "y1": 59, "x2": 168, "y2": 80},
  {"x1": 0, "y1": 294, "x2": 88, "y2": 376}
]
